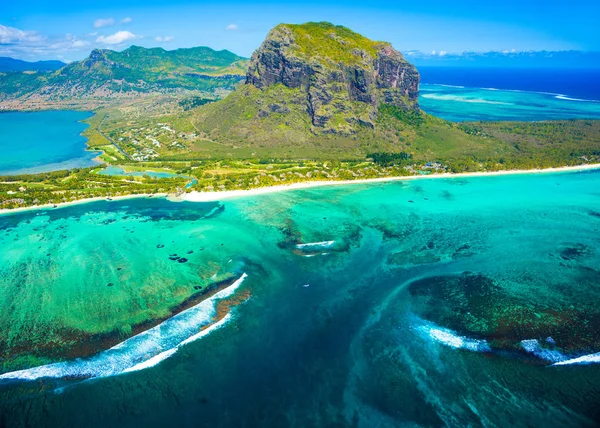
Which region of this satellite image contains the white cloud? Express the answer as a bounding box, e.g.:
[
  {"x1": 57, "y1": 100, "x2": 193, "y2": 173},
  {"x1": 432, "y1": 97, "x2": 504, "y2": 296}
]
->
[
  {"x1": 94, "y1": 18, "x2": 115, "y2": 29},
  {"x1": 226, "y1": 24, "x2": 238, "y2": 31},
  {"x1": 0, "y1": 24, "x2": 44, "y2": 44},
  {"x1": 155, "y1": 36, "x2": 174, "y2": 43},
  {"x1": 121, "y1": 17, "x2": 132, "y2": 24},
  {"x1": 0, "y1": 27, "x2": 92, "y2": 59},
  {"x1": 430, "y1": 50, "x2": 447, "y2": 56},
  {"x1": 96, "y1": 31, "x2": 137, "y2": 45},
  {"x1": 63, "y1": 34, "x2": 89, "y2": 48},
  {"x1": 47, "y1": 34, "x2": 90, "y2": 51}
]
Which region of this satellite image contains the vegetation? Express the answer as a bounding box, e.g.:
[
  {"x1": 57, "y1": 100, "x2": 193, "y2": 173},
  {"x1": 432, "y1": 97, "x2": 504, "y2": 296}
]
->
[
  {"x1": 0, "y1": 167, "x2": 188, "y2": 209},
  {"x1": 179, "y1": 96, "x2": 217, "y2": 111},
  {"x1": 368, "y1": 152, "x2": 413, "y2": 166},
  {"x1": 1, "y1": 22, "x2": 600, "y2": 210},
  {"x1": 283, "y1": 22, "x2": 386, "y2": 65},
  {"x1": 3, "y1": 116, "x2": 600, "y2": 210},
  {"x1": 0, "y1": 45, "x2": 248, "y2": 110}
]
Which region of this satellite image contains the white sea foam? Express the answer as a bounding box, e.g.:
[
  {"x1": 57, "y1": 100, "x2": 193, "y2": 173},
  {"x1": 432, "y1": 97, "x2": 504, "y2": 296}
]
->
[
  {"x1": 296, "y1": 240, "x2": 335, "y2": 249},
  {"x1": 554, "y1": 95, "x2": 599, "y2": 102},
  {"x1": 0, "y1": 274, "x2": 247, "y2": 381},
  {"x1": 123, "y1": 314, "x2": 233, "y2": 373},
  {"x1": 420, "y1": 83, "x2": 600, "y2": 102},
  {"x1": 551, "y1": 352, "x2": 600, "y2": 366},
  {"x1": 520, "y1": 339, "x2": 567, "y2": 363},
  {"x1": 519, "y1": 339, "x2": 600, "y2": 366},
  {"x1": 435, "y1": 84, "x2": 466, "y2": 89},
  {"x1": 415, "y1": 318, "x2": 491, "y2": 353},
  {"x1": 420, "y1": 94, "x2": 512, "y2": 105}
]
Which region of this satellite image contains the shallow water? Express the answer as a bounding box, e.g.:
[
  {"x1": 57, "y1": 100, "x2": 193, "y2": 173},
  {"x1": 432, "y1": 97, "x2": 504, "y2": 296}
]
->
[
  {"x1": 0, "y1": 111, "x2": 101, "y2": 175},
  {"x1": 1, "y1": 170, "x2": 600, "y2": 426},
  {"x1": 419, "y1": 83, "x2": 600, "y2": 121},
  {"x1": 97, "y1": 165, "x2": 185, "y2": 179}
]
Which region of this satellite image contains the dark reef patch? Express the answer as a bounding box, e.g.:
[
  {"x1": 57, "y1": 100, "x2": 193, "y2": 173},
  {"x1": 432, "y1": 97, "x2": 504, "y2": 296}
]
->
[
  {"x1": 408, "y1": 272, "x2": 600, "y2": 356},
  {"x1": 558, "y1": 243, "x2": 592, "y2": 261},
  {"x1": 440, "y1": 190, "x2": 454, "y2": 200}
]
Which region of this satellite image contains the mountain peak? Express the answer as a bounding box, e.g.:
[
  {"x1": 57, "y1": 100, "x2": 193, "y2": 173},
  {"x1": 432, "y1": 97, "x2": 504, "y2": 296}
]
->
[{"x1": 245, "y1": 21, "x2": 419, "y2": 131}]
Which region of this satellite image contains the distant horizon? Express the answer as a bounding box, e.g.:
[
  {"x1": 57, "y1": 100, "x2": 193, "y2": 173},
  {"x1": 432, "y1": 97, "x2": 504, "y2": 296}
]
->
[
  {"x1": 2, "y1": 0, "x2": 599, "y2": 61},
  {"x1": 3, "y1": 44, "x2": 600, "y2": 71}
]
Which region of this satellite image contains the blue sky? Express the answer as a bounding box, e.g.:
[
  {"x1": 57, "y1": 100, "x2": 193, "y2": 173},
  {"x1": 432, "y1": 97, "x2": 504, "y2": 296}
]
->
[{"x1": 1, "y1": 0, "x2": 599, "y2": 61}]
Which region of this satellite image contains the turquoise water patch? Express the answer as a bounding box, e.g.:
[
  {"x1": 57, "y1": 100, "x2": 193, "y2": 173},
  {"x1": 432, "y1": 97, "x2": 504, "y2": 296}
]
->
[
  {"x1": 97, "y1": 165, "x2": 186, "y2": 179},
  {"x1": 0, "y1": 111, "x2": 102, "y2": 175},
  {"x1": 419, "y1": 83, "x2": 600, "y2": 121},
  {"x1": 1, "y1": 170, "x2": 600, "y2": 426}
]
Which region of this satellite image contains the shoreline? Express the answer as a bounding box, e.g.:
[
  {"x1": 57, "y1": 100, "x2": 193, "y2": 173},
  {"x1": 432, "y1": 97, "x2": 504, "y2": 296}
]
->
[
  {"x1": 181, "y1": 163, "x2": 600, "y2": 203},
  {"x1": 1, "y1": 163, "x2": 599, "y2": 215},
  {"x1": 0, "y1": 193, "x2": 168, "y2": 216}
]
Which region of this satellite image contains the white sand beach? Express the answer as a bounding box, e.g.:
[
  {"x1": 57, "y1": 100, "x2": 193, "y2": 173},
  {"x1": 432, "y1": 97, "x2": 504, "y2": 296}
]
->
[
  {"x1": 181, "y1": 163, "x2": 600, "y2": 203},
  {"x1": 2, "y1": 163, "x2": 599, "y2": 215}
]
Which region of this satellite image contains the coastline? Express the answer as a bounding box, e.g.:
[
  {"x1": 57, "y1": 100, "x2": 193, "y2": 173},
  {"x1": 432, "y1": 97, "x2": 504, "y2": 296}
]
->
[
  {"x1": 0, "y1": 193, "x2": 167, "y2": 216},
  {"x1": 2, "y1": 163, "x2": 599, "y2": 215},
  {"x1": 181, "y1": 163, "x2": 600, "y2": 203}
]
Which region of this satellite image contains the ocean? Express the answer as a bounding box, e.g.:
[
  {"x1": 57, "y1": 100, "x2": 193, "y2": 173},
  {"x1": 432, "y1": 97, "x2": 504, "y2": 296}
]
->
[
  {"x1": 1, "y1": 68, "x2": 600, "y2": 427},
  {"x1": 1, "y1": 170, "x2": 600, "y2": 426},
  {"x1": 0, "y1": 111, "x2": 101, "y2": 176},
  {"x1": 419, "y1": 67, "x2": 600, "y2": 121}
]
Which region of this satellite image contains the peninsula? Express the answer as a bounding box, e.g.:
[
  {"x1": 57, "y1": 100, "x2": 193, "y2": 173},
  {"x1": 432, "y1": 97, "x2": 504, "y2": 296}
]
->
[{"x1": 1, "y1": 22, "x2": 599, "y2": 210}]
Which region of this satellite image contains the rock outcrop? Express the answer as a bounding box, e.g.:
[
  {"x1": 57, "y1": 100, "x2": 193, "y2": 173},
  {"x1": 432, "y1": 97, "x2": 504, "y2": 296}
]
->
[{"x1": 245, "y1": 22, "x2": 420, "y2": 134}]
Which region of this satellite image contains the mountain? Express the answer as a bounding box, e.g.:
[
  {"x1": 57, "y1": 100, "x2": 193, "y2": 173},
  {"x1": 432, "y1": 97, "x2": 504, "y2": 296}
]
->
[
  {"x1": 193, "y1": 22, "x2": 431, "y2": 149},
  {"x1": 0, "y1": 46, "x2": 248, "y2": 108},
  {"x1": 57, "y1": 45, "x2": 248, "y2": 88},
  {"x1": 0, "y1": 57, "x2": 66, "y2": 72},
  {"x1": 189, "y1": 22, "x2": 600, "y2": 168}
]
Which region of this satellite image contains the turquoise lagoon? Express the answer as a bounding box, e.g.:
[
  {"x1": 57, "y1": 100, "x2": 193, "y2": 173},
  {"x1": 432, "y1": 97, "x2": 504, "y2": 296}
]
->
[
  {"x1": 0, "y1": 111, "x2": 101, "y2": 175},
  {"x1": 97, "y1": 165, "x2": 187, "y2": 179},
  {"x1": 1, "y1": 169, "x2": 600, "y2": 426},
  {"x1": 419, "y1": 83, "x2": 600, "y2": 122}
]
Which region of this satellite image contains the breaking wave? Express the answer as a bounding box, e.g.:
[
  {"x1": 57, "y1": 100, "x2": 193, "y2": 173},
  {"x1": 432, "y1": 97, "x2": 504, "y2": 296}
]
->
[
  {"x1": 296, "y1": 241, "x2": 335, "y2": 250},
  {"x1": 520, "y1": 339, "x2": 600, "y2": 367},
  {"x1": 554, "y1": 95, "x2": 600, "y2": 102},
  {"x1": 414, "y1": 318, "x2": 491, "y2": 353},
  {"x1": 551, "y1": 352, "x2": 600, "y2": 366},
  {"x1": 520, "y1": 339, "x2": 567, "y2": 363},
  {"x1": 0, "y1": 274, "x2": 248, "y2": 381},
  {"x1": 420, "y1": 94, "x2": 512, "y2": 105}
]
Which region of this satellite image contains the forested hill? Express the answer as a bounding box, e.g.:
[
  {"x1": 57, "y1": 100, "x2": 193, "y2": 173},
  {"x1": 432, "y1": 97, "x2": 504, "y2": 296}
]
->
[{"x1": 0, "y1": 46, "x2": 248, "y2": 109}]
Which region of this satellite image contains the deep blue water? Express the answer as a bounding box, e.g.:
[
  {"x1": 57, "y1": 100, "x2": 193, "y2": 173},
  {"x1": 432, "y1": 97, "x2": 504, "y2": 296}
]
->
[
  {"x1": 419, "y1": 67, "x2": 600, "y2": 101},
  {"x1": 0, "y1": 111, "x2": 101, "y2": 176},
  {"x1": 418, "y1": 67, "x2": 600, "y2": 121}
]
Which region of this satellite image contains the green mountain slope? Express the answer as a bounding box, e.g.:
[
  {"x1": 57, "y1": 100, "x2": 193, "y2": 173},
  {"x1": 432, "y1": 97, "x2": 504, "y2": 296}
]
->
[
  {"x1": 188, "y1": 22, "x2": 600, "y2": 168},
  {"x1": 193, "y1": 22, "x2": 421, "y2": 140},
  {"x1": 0, "y1": 46, "x2": 248, "y2": 108},
  {"x1": 191, "y1": 22, "x2": 464, "y2": 153}
]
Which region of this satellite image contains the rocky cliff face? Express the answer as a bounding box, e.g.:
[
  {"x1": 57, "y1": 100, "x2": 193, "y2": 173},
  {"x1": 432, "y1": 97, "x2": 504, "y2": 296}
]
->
[{"x1": 246, "y1": 22, "x2": 420, "y2": 133}]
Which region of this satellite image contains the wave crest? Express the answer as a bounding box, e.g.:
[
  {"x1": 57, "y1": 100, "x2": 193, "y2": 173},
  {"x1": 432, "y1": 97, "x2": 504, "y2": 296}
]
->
[{"x1": 0, "y1": 274, "x2": 248, "y2": 381}]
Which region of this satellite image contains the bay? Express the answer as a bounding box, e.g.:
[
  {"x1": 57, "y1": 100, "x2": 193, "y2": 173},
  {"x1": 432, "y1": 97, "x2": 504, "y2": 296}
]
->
[{"x1": 0, "y1": 111, "x2": 101, "y2": 176}]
